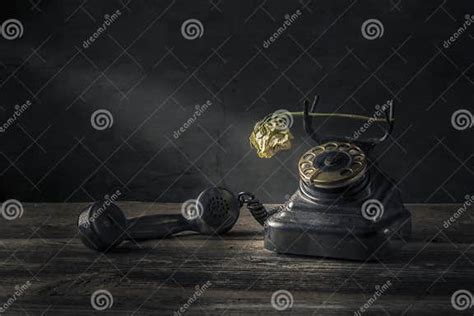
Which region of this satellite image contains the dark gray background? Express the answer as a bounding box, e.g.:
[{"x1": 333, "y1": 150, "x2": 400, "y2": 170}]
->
[{"x1": 0, "y1": 0, "x2": 472, "y2": 203}]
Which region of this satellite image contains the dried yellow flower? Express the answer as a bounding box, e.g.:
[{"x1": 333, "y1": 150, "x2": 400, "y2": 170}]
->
[{"x1": 249, "y1": 113, "x2": 294, "y2": 158}]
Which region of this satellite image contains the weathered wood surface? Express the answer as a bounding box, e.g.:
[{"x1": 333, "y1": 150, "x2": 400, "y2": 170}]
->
[{"x1": 0, "y1": 203, "x2": 473, "y2": 315}]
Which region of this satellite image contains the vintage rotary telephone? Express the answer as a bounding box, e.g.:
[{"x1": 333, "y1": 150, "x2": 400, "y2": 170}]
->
[{"x1": 78, "y1": 96, "x2": 411, "y2": 261}]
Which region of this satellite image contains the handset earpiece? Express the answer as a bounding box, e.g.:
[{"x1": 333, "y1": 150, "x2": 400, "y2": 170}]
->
[
  {"x1": 77, "y1": 187, "x2": 240, "y2": 252},
  {"x1": 192, "y1": 187, "x2": 240, "y2": 234}
]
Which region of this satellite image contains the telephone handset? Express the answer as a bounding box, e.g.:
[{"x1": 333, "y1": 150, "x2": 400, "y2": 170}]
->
[
  {"x1": 78, "y1": 96, "x2": 411, "y2": 261},
  {"x1": 78, "y1": 187, "x2": 275, "y2": 252}
]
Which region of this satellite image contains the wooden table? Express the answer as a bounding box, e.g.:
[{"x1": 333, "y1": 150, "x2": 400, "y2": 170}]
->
[{"x1": 1, "y1": 203, "x2": 473, "y2": 315}]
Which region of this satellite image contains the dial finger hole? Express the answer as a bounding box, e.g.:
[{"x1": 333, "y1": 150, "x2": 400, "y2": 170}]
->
[
  {"x1": 324, "y1": 143, "x2": 338, "y2": 151},
  {"x1": 338, "y1": 143, "x2": 350, "y2": 151},
  {"x1": 311, "y1": 147, "x2": 324, "y2": 155},
  {"x1": 303, "y1": 168, "x2": 316, "y2": 176}
]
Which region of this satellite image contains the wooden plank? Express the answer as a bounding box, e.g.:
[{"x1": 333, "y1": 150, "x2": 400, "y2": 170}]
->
[
  {"x1": 0, "y1": 291, "x2": 457, "y2": 315},
  {"x1": 1, "y1": 239, "x2": 473, "y2": 291},
  {"x1": 1, "y1": 203, "x2": 473, "y2": 242},
  {"x1": 0, "y1": 203, "x2": 472, "y2": 315}
]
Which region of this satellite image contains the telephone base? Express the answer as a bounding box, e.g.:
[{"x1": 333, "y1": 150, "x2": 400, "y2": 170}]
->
[{"x1": 263, "y1": 168, "x2": 411, "y2": 261}]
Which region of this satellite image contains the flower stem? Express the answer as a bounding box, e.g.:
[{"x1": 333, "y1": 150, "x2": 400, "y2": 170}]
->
[{"x1": 286, "y1": 112, "x2": 394, "y2": 122}]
